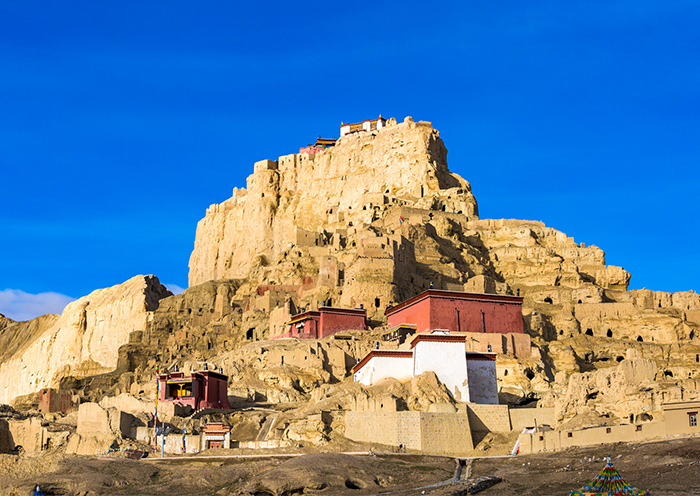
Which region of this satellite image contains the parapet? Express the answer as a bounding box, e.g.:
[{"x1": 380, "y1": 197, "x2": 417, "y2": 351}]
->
[{"x1": 254, "y1": 159, "x2": 278, "y2": 173}]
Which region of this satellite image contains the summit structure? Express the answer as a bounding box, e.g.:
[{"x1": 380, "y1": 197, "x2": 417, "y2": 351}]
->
[
  {"x1": 1, "y1": 116, "x2": 699, "y2": 459},
  {"x1": 189, "y1": 116, "x2": 479, "y2": 324}
]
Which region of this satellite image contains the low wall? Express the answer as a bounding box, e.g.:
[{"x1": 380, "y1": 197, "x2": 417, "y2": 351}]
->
[
  {"x1": 519, "y1": 401, "x2": 700, "y2": 454},
  {"x1": 236, "y1": 439, "x2": 290, "y2": 449},
  {"x1": 8, "y1": 418, "x2": 46, "y2": 453},
  {"x1": 159, "y1": 433, "x2": 200, "y2": 454},
  {"x1": 519, "y1": 422, "x2": 667, "y2": 454},
  {"x1": 466, "y1": 404, "x2": 511, "y2": 432},
  {"x1": 509, "y1": 407, "x2": 555, "y2": 431},
  {"x1": 345, "y1": 411, "x2": 473, "y2": 455}
]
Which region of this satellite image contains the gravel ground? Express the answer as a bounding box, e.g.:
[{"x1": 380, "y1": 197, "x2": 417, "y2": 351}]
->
[{"x1": 1, "y1": 437, "x2": 698, "y2": 495}]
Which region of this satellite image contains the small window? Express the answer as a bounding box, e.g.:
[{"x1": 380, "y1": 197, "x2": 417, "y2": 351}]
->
[
  {"x1": 636, "y1": 425, "x2": 642, "y2": 432},
  {"x1": 538, "y1": 435, "x2": 544, "y2": 441},
  {"x1": 487, "y1": 344, "x2": 492, "y2": 352},
  {"x1": 567, "y1": 432, "x2": 573, "y2": 438},
  {"x1": 690, "y1": 414, "x2": 698, "y2": 427},
  {"x1": 606, "y1": 427, "x2": 612, "y2": 434}
]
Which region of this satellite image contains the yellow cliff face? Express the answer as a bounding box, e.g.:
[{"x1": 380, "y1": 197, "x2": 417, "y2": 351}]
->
[
  {"x1": 2, "y1": 116, "x2": 699, "y2": 432},
  {"x1": 187, "y1": 117, "x2": 478, "y2": 287},
  {"x1": 0, "y1": 275, "x2": 171, "y2": 405}
]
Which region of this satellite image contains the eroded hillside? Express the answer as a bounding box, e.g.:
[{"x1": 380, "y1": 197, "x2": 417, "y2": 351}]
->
[{"x1": 1, "y1": 116, "x2": 698, "y2": 431}]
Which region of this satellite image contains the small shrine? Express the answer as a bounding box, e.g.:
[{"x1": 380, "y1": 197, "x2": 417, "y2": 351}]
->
[
  {"x1": 299, "y1": 137, "x2": 337, "y2": 154},
  {"x1": 274, "y1": 306, "x2": 367, "y2": 340},
  {"x1": 200, "y1": 422, "x2": 231, "y2": 450},
  {"x1": 158, "y1": 366, "x2": 231, "y2": 410}
]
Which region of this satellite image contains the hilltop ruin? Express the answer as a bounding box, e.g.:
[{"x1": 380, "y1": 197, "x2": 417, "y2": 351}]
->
[{"x1": 1, "y1": 116, "x2": 699, "y2": 458}]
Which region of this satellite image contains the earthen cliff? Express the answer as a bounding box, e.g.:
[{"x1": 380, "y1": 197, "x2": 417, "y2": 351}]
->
[{"x1": 1, "y1": 116, "x2": 698, "y2": 446}]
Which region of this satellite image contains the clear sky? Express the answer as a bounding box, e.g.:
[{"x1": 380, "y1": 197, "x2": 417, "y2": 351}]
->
[{"x1": 1, "y1": 2, "x2": 698, "y2": 321}]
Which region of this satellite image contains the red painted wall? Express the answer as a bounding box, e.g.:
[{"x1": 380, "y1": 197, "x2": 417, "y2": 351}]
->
[
  {"x1": 276, "y1": 308, "x2": 366, "y2": 340},
  {"x1": 38, "y1": 389, "x2": 75, "y2": 414},
  {"x1": 277, "y1": 314, "x2": 320, "y2": 339},
  {"x1": 387, "y1": 299, "x2": 432, "y2": 334},
  {"x1": 159, "y1": 372, "x2": 231, "y2": 410},
  {"x1": 429, "y1": 297, "x2": 523, "y2": 335},
  {"x1": 200, "y1": 372, "x2": 232, "y2": 409},
  {"x1": 319, "y1": 310, "x2": 366, "y2": 338},
  {"x1": 388, "y1": 293, "x2": 523, "y2": 335}
]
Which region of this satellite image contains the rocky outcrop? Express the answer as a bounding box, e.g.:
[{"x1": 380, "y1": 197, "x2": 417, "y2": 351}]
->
[
  {"x1": 188, "y1": 117, "x2": 478, "y2": 317},
  {"x1": 217, "y1": 337, "x2": 372, "y2": 405},
  {"x1": 3, "y1": 116, "x2": 699, "y2": 435},
  {"x1": 555, "y1": 349, "x2": 660, "y2": 426},
  {"x1": 181, "y1": 116, "x2": 700, "y2": 427},
  {"x1": 0, "y1": 276, "x2": 171, "y2": 405},
  {"x1": 0, "y1": 314, "x2": 60, "y2": 364}
]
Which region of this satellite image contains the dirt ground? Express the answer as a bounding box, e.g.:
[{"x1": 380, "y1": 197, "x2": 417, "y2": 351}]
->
[
  {"x1": 1, "y1": 437, "x2": 698, "y2": 496},
  {"x1": 0, "y1": 451, "x2": 456, "y2": 496},
  {"x1": 471, "y1": 436, "x2": 700, "y2": 496}
]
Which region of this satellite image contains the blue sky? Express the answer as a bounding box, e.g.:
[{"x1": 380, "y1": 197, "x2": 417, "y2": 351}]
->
[{"x1": 1, "y1": 2, "x2": 698, "y2": 320}]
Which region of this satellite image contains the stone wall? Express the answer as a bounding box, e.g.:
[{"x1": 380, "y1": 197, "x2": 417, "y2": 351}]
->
[
  {"x1": 508, "y1": 407, "x2": 556, "y2": 431},
  {"x1": 7, "y1": 417, "x2": 45, "y2": 454},
  {"x1": 465, "y1": 404, "x2": 511, "y2": 432},
  {"x1": 518, "y1": 401, "x2": 700, "y2": 454},
  {"x1": 518, "y1": 422, "x2": 668, "y2": 454},
  {"x1": 345, "y1": 411, "x2": 473, "y2": 455}
]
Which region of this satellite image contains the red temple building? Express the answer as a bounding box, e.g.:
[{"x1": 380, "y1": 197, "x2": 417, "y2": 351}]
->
[
  {"x1": 299, "y1": 137, "x2": 337, "y2": 154},
  {"x1": 200, "y1": 422, "x2": 231, "y2": 449},
  {"x1": 274, "y1": 306, "x2": 367, "y2": 340},
  {"x1": 158, "y1": 368, "x2": 231, "y2": 410},
  {"x1": 38, "y1": 388, "x2": 77, "y2": 414},
  {"x1": 385, "y1": 289, "x2": 530, "y2": 358}
]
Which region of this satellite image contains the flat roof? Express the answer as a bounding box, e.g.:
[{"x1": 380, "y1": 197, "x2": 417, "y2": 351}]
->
[
  {"x1": 318, "y1": 306, "x2": 366, "y2": 315},
  {"x1": 287, "y1": 311, "x2": 319, "y2": 325},
  {"x1": 341, "y1": 117, "x2": 386, "y2": 127},
  {"x1": 386, "y1": 289, "x2": 523, "y2": 316},
  {"x1": 159, "y1": 370, "x2": 228, "y2": 381},
  {"x1": 465, "y1": 351, "x2": 497, "y2": 361},
  {"x1": 662, "y1": 400, "x2": 700, "y2": 410},
  {"x1": 288, "y1": 306, "x2": 366, "y2": 325},
  {"x1": 381, "y1": 323, "x2": 417, "y2": 336},
  {"x1": 409, "y1": 333, "x2": 467, "y2": 348},
  {"x1": 352, "y1": 350, "x2": 413, "y2": 374}
]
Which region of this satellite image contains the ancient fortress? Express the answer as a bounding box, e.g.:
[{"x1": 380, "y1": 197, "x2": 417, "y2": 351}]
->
[
  {"x1": 188, "y1": 116, "x2": 479, "y2": 325},
  {"x1": 1, "y1": 116, "x2": 699, "y2": 457}
]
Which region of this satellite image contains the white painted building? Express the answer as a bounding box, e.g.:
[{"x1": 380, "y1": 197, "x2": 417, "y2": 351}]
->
[
  {"x1": 340, "y1": 116, "x2": 387, "y2": 137},
  {"x1": 353, "y1": 350, "x2": 413, "y2": 386},
  {"x1": 353, "y1": 333, "x2": 498, "y2": 404}
]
